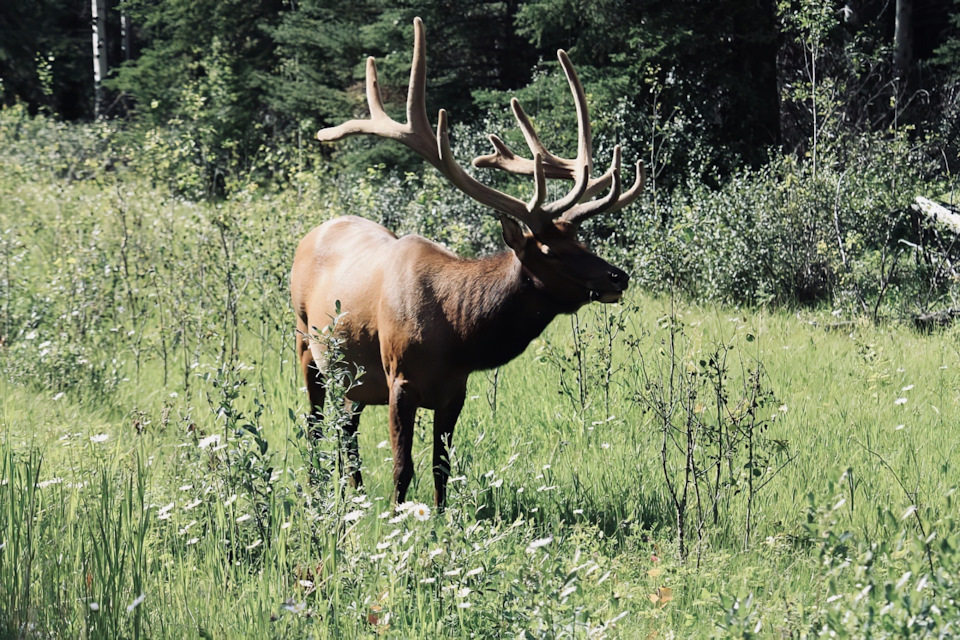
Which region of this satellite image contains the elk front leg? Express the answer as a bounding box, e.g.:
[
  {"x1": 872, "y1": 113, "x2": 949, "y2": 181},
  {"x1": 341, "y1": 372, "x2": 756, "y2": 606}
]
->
[
  {"x1": 341, "y1": 401, "x2": 365, "y2": 490},
  {"x1": 433, "y1": 391, "x2": 465, "y2": 508},
  {"x1": 388, "y1": 378, "x2": 418, "y2": 504}
]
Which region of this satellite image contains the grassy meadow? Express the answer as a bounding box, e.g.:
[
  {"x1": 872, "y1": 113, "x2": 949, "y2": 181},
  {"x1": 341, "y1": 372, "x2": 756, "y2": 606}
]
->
[{"x1": 2, "y1": 125, "x2": 959, "y2": 638}]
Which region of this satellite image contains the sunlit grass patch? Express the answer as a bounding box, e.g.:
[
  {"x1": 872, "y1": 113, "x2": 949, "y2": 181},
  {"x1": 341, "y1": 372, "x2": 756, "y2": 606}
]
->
[{"x1": 1, "y1": 138, "x2": 958, "y2": 637}]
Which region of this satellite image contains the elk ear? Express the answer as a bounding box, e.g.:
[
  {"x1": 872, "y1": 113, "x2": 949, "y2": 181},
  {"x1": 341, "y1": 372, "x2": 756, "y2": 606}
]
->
[{"x1": 500, "y1": 215, "x2": 527, "y2": 253}]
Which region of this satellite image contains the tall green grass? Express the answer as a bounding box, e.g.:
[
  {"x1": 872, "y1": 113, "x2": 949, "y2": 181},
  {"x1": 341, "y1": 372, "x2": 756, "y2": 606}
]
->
[{"x1": 2, "y1": 124, "x2": 958, "y2": 637}]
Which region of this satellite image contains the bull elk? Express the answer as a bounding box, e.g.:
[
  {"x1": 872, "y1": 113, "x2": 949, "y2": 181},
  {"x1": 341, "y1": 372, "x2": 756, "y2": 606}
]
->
[{"x1": 291, "y1": 18, "x2": 643, "y2": 506}]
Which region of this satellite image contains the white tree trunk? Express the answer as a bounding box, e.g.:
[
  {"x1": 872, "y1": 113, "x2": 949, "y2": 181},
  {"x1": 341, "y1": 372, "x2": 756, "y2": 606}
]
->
[{"x1": 91, "y1": 0, "x2": 108, "y2": 117}]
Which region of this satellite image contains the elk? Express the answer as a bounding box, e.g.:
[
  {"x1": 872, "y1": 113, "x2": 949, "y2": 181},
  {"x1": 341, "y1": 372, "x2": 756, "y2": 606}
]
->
[{"x1": 290, "y1": 18, "x2": 643, "y2": 506}]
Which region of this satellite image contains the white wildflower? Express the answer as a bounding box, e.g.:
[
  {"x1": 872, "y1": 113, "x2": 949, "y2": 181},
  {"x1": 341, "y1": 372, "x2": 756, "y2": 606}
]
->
[
  {"x1": 126, "y1": 593, "x2": 145, "y2": 613},
  {"x1": 343, "y1": 510, "x2": 364, "y2": 523},
  {"x1": 465, "y1": 567, "x2": 484, "y2": 578},
  {"x1": 283, "y1": 599, "x2": 306, "y2": 613},
  {"x1": 90, "y1": 433, "x2": 109, "y2": 443},
  {"x1": 246, "y1": 539, "x2": 262, "y2": 550},
  {"x1": 411, "y1": 503, "x2": 431, "y2": 521},
  {"x1": 236, "y1": 513, "x2": 252, "y2": 523},
  {"x1": 198, "y1": 434, "x2": 221, "y2": 449},
  {"x1": 895, "y1": 397, "x2": 908, "y2": 405},
  {"x1": 526, "y1": 536, "x2": 554, "y2": 553}
]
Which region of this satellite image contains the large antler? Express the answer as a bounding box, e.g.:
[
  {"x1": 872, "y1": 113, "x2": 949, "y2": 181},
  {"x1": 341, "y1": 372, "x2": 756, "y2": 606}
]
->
[{"x1": 316, "y1": 17, "x2": 643, "y2": 232}]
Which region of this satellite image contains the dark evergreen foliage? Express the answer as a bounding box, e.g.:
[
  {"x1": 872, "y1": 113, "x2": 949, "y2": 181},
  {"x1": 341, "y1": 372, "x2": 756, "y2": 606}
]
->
[{"x1": 1, "y1": 0, "x2": 958, "y2": 182}]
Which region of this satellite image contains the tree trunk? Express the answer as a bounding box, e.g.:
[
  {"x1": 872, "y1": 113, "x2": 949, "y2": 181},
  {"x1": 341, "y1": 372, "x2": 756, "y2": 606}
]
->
[
  {"x1": 895, "y1": 0, "x2": 914, "y2": 86},
  {"x1": 91, "y1": 0, "x2": 108, "y2": 117}
]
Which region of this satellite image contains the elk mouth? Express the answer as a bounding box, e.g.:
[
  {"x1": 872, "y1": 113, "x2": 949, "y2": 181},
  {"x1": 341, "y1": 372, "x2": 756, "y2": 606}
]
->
[{"x1": 590, "y1": 290, "x2": 623, "y2": 303}]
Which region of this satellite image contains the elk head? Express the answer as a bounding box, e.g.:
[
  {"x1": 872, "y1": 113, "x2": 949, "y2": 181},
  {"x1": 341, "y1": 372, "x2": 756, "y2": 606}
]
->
[{"x1": 316, "y1": 17, "x2": 643, "y2": 311}]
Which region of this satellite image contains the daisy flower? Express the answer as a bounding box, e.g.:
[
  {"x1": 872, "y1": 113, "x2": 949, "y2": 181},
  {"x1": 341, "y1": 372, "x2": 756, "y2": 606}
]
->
[{"x1": 411, "y1": 503, "x2": 431, "y2": 521}]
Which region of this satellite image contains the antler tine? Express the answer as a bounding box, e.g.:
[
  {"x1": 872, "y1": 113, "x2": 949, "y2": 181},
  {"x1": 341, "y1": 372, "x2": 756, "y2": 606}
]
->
[
  {"x1": 557, "y1": 50, "x2": 592, "y2": 176},
  {"x1": 317, "y1": 18, "x2": 441, "y2": 169},
  {"x1": 529, "y1": 153, "x2": 547, "y2": 213},
  {"x1": 608, "y1": 159, "x2": 645, "y2": 213},
  {"x1": 406, "y1": 17, "x2": 432, "y2": 136},
  {"x1": 563, "y1": 155, "x2": 646, "y2": 225},
  {"x1": 563, "y1": 146, "x2": 621, "y2": 222},
  {"x1": 364, "y1": 57, "x2": 389, "y2": 121},
  {"x1": 436, "y1": 109, "x2": 547, "y2": 234},
  {"x1": 509, "y1": 99, "x2": 576, "y2": 174}
]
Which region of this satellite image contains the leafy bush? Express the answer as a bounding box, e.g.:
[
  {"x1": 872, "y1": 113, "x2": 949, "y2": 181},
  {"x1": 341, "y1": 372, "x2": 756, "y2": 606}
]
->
[{"x1": 621, "y1": 133, "x2": 946, "y2": 314}]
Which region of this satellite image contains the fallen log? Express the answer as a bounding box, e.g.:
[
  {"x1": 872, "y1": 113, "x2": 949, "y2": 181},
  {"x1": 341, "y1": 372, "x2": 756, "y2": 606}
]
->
[
  {"x1": 912, "y1": 307, "x2": 960, "y2": 331},
  {"x1": 912, "y1": 196, "x2": 960, "y2": 234}
]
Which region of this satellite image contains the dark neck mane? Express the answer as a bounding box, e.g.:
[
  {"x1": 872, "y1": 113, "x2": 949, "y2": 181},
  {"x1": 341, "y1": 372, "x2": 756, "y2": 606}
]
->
[{"x1": 434, "y1": 251, "x2": 565, "y2": 372}]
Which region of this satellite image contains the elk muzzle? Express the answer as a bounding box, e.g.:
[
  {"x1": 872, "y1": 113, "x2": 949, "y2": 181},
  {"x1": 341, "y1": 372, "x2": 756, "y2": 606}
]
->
[{"x1": 589, "y1": 266, "x2": 629, "y2": 303}]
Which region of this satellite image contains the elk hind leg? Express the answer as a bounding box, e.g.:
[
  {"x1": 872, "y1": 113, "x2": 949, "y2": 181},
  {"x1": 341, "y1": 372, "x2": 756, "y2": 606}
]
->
[{"x1": 297, "y1": 320, "x2": 325, "y2": 437}]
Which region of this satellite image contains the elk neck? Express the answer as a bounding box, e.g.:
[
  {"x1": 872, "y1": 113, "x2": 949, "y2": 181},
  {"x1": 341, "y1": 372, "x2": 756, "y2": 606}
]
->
[{"x1": 435, "y1": 250, "x2": 572, "y2": 372}]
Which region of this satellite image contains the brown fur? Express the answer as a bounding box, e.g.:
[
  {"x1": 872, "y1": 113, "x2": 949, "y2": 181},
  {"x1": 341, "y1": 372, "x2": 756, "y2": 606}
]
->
[{"x1": 291, "y1": 214, "x2": 627, "y2": 506}]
